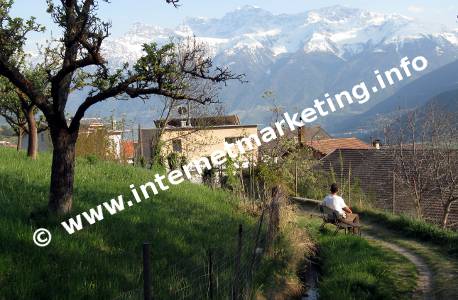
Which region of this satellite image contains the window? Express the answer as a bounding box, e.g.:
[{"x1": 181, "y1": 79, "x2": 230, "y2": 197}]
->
[
  {"x1": 225, "y1": 136, "x2": 243, "y2": 144},
  {"x1": 172, "y1": 139, "x2": 182, "y2": 153}
]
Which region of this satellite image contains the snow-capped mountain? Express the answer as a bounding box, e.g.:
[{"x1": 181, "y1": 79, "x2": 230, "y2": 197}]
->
[
  {"x1": 104, "y1": 5, "x2": 457, "y2": 61},
  {"x1": 93, "y1": 5, "x2": 458, "y2": 129}
]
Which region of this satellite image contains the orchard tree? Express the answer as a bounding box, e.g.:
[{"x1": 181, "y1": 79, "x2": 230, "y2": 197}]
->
[
  {"x1": 0, "y1": 75, "x2": 47, "y2": 157},
  {"x1": 0, "y1": 0, "x2": 243, "y2": 214},
  {"x1": 0, "y1": 82, "x2": 27, "y2": 150}
]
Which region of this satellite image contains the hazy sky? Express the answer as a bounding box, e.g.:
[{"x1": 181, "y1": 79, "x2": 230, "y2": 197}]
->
[{"x1": 10, "y1": 0, "x2": 458, "y2": 40}]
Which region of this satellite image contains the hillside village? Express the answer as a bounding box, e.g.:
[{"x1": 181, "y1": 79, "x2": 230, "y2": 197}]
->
[
  {"x1": 0, "y1": 1, "x2": 457, "y2": 300},
  {"x1": 4, "y1": 110, "x2": 455, "y2": 229}
]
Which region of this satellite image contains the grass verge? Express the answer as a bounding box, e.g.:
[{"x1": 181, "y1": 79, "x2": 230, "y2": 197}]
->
[
  {"x1": 297, "y1": 216, "x2": 417, "y2": 300},
  {"x1": 355, "y1": 207, "x2": 458, "y2": 257},
  {"x1": 362, "y1": 220, "x2": 458, "y2": 299}
]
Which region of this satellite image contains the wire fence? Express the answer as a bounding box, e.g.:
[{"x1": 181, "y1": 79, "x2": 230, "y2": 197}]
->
[{"x1": 114, "y1": 205, "x2": 274, "y2": 300}]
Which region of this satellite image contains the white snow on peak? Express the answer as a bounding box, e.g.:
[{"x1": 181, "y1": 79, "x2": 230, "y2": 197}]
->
[
  {"x1": 438, "y1": 32, "x2": 458, "y2": 46},
  {"x1": 103, "y1": 5, "x2": 458, "y2": 63},
  {"x1": 236, "y1": 5, "x2": 261, "y2": 10},
  {"x1": 304, "y1": 33, "x2": 338, "y2": 54}
]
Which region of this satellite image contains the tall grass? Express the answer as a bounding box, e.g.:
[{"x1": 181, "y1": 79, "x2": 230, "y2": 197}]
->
[{"x1": 0, "y1": 148, "x2": 261, "y2": 299}]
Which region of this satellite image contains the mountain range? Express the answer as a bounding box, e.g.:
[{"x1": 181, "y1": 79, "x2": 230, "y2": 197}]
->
[
  {"x1": 335, "y1": 59, "x2": 458, "y2": 135},
  {"x1": 67, "y1": 5, "x2": 458, "y2": 132}
]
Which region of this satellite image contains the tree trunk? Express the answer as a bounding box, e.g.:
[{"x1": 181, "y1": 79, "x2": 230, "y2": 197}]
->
[
  {"x1": 441, "y1": 201, "x2": 453, "y2": 229},
  {"x1": 415, "y1": 200, "x2": 423, "y2": 220},
  {"x1": 25, "y1": 108, "x2": 38, "y2": 160},
  {"x1": 48, "y1": 127, "x2": 78, "y2": 215},
  {"x1": 266, "y1": 186, "x2": 283, "y2": 253},
  {"x1": 16, "y1": 127, "x2": 23, "y2": 151}
]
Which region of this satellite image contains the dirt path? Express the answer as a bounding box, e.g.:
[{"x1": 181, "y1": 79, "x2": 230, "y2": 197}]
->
[
  {"x1": 293, "y1": 201, "x2": 436, "y2": 299},
  {"x1": 362, "y1": 232, "x2": 433, "y2": 300}
]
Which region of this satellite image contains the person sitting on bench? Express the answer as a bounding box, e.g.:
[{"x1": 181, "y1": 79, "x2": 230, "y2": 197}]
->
[{"x1": 321, "y1": 183, "x2": 360, "y2": 232}]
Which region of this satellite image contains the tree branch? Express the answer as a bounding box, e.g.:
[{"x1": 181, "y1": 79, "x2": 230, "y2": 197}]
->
[{"x1": 0, "y1": 57, "x2": 46, "y2": 108}]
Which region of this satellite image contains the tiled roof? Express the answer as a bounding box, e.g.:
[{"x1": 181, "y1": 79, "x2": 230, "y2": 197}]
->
[{"x1": 306, "y1": 137, "x2": 371, "y2": 155}]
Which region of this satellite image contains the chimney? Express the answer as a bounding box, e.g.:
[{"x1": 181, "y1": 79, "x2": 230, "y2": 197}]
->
[{"x1": 372, "y1": 139, "x2": 381, "y2": 150}]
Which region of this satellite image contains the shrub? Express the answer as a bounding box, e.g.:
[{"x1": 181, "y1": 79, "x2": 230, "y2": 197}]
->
[{"x1": 85, "y1": 154, "x2": 98, "y2": 165}]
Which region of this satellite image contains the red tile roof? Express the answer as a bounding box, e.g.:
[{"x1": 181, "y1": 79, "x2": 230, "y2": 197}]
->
[
  {"x1": 121, "y1": 141, "x2": 135, "y2": 158},
  {"x1": 305, "y1": 137, "x2": 371, "y2": 156}
]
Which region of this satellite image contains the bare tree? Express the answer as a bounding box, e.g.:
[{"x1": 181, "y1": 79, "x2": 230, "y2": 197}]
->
[
  {"x1": 0, "y1": 0, "x2": 243, "y2": 214},
  {"x1": 391, "y1": 110, "x2": 432, "y2": 219},
  {"x1": 425, "y1": 106, "x2": 458, "y2": 228},
  {"x1": 389, "y1": 104, "x2": 458, "y2": 226}
]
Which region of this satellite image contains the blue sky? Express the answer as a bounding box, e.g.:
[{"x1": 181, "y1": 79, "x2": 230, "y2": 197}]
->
[{"x1": 10, "y1": 0, "x2": 458, "y2": 39}]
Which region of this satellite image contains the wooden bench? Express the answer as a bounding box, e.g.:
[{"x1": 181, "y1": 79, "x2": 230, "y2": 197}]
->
[{"x1": 319, "y1": 205, "x2": 361, "y2": 235}]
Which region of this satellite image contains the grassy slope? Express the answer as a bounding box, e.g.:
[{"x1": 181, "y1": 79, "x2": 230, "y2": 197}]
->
[
  {"x1": 297, "y1": 217, "x2": 417, "y2": 300},
  {"x1": 0, "y1": 148, "x2": 259, "y2": 299}
]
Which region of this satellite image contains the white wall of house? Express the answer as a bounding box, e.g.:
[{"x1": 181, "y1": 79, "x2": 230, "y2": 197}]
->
[{"x1": 108, "y1": 132, "x2": 122, "y2": 159}]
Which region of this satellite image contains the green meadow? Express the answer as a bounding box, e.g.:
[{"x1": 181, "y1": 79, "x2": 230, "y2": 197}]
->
[{"x1": 0, "y1": 148, "x2": 260, "y2": 299}]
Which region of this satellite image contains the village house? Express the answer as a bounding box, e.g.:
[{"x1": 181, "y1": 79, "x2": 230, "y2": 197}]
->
[
  {"x1": 304, "y1": 137, "x2": 372, "y2": 159},
  {"x1": 0, "y1": 140, "x2": 16, "y2": 148},
  {"x1": 297, "y1": 125, "x2": 332, "y2": 143},
  {"x1": 20, "y1": 118, "x2": 127, "y2": 159},
  {"x1": 262, "y1": 125, "x2": 372, "y2": 160},
  {"x1": 138, "y1": 115, "x2": 259, "y2": 168}
]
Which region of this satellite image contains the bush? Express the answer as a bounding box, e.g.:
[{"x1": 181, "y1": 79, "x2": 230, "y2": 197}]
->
[
  {"x1": 166, "y1": 152, "x2": 187, "y2": 170},
  {"x1": 76, "y1": 128, "x2": 117, "y2": 160},
  {"x1": 85, "y1": 154, "x2": 99, "y2": 165}
]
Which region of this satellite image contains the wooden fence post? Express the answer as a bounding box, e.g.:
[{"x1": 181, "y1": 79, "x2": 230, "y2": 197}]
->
[
  {"x1": 295, "y1": 161, "x2": 298, "y2": 197},
  {"x1": 143, "y1": 242, "x2": 152, "y2": 300},
  {"x1": 348, "y1": 164, "x2": 351, "y2": 206},
  {"x1": 245, "y1": 209, "x2": 266, "y2": 299},
  {"x1": 233, "y1": 224, "x2": 243, "y2": 300},
  {"x1": 249, "y1": 209, "x2": 265, "y2": 279}
]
